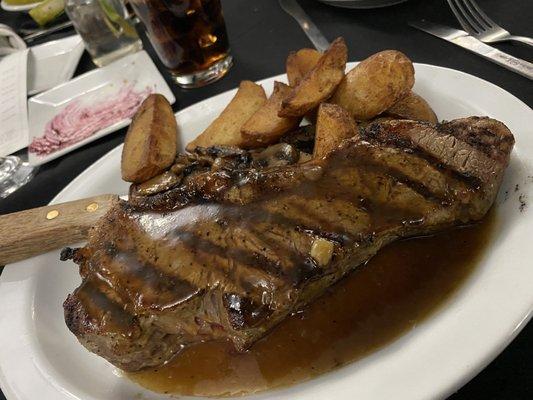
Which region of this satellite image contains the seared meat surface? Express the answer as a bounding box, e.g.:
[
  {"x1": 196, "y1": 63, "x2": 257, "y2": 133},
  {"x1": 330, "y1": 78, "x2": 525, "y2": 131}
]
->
[{"x1": 63, "y1": 117, "x2": 514, "y2": 371}]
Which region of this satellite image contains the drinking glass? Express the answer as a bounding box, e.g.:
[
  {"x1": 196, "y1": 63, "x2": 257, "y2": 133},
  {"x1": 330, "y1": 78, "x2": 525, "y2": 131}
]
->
[
  {"x1": 66, "y1": 0, "x2": 143, "y2": 67},
  {"x1": 130, "y1": 0, "x2": 233, "y2": 88},
  {"x1": 0, "y1": 156, "x2": 37, "y2": 198}
]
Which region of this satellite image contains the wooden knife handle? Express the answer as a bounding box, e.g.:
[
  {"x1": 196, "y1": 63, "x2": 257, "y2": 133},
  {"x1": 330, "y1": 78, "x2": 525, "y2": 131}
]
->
[{"x1": 0, "y1": 194, "x2": 118, "y2": 266}]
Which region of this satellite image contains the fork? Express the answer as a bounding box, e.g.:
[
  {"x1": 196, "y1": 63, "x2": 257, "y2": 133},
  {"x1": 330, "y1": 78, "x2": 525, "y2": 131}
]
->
[
  {"x1": 447, "y1": 0, "x2": 533, "y2": 47},
  {"x1": 279, "y1": 0, "x2": 330, "y2": 52},
  {"x1": 21, "y1": 21, "x2": 74, "y2": 42}
]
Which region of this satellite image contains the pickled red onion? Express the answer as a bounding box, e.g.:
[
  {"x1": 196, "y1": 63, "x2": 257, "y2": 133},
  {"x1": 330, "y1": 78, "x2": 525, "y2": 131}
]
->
[{"x1": 29, "y1": 84, "x2": 153, "y2": 156}]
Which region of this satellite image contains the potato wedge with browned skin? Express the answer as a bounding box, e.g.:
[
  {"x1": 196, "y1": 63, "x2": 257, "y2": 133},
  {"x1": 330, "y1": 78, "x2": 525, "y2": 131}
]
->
[
  {"x1": 279, "y1": 37, "x2": 347, "y2": 118},
  {"x1": 240, "y1": 81, "x2": 302, "y2": 148},
  {"x1": 313, "y1": 103, "x2": 358, "y2": 159},
  {"x1": 286, "y1": 48, "x2": 322, "y2": 87},
  {"x1": 331, "y1": 50, "x2": 415, "y2": 121},
  {"x1": 286, "y1": 49, "x2": 323, "y2": 124},
  {"x1": 186, "y1": 81, "x2": 266, "y2": 151},
  {"x1": 121, "y1": 94, "x2": 177, "y2": 183},
  {"x1": 385, "y1": 91, "x2": 438, "y2": 123}
]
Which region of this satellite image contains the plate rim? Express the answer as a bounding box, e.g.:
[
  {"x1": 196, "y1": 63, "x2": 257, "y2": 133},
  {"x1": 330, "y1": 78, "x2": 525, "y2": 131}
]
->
[{"x1": 0, "y1": 62, "x2": 532, "y2": 400}]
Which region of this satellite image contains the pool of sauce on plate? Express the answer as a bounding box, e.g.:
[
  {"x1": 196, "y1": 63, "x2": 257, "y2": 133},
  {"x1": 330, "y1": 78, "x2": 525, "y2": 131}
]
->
[{"x1": 128, "y1": 212, "x2": 496, "y2": 397}]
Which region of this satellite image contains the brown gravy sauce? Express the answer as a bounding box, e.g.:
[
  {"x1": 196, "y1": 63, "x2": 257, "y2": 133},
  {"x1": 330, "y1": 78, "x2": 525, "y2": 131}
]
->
[{"x1": 128, "y1": 212, "x2": 496, "y2": 397}]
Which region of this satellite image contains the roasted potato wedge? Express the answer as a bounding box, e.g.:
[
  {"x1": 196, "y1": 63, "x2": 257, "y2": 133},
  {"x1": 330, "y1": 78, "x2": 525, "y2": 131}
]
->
[
  {"x1": 314, "y1": 103, "x2": 358, "y2": 159},
  {"x1": 121, "y1": 94, "x2": 177, "y2": 183},
  {"x1": 286, "y1": 48, "x2": 322, "y2": 87},
  {"x1": 186, "y1": 81, "x2": 266, "y2": 151},
  {"x1": 279, "y1": 37, "x2": 347, "y2": 118},
  {"x1": 240, "y1": 81, "x2": 301, "y2": 148},
  {"x1": 331, "y1": 50, "x2": 415, "y2": 121},
  {"x1": 385, "y1": 91, "x2": 438, "y2": 123},
  {"x1": 285, "y1": 48, "x2": 323, "y2": 124}
]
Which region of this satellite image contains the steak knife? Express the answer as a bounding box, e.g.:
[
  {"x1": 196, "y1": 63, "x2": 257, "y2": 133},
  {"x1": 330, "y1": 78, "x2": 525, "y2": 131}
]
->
[
  {"x1": 0, "y1": 194, "x2": 123, "y2": 265},
  {"x1": 410, "y1": 20, "x2": 533, "y2": 80},
  {"x1": 279, "y1": 0, "x2": 330, "y2": 52}
]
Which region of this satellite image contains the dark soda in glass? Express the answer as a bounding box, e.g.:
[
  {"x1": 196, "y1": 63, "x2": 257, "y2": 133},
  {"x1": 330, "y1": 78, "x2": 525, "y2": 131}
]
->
[{"x1": 131, "y1": 0, "x2": 232, "y2": 88}]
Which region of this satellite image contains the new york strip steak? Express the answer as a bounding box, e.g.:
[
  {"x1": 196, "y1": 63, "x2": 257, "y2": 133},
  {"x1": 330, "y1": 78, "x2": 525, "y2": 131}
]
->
[{"x1": 63, "y1": 117, "x2": 514, "y2": 371}]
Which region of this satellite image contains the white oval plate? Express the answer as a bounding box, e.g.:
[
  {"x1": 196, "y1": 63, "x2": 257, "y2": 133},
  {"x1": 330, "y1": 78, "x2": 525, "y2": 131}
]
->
[
  {"x1": 0, "y1": 0, "x2": 40, "y2": 12},
  {"x1": 0, "y1": 63, "x2": 532, "y2": 400}
]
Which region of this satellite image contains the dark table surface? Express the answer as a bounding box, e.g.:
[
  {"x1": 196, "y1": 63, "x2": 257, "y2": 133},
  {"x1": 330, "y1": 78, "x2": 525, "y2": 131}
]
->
[{"x1": 0, "y1": 0, "x2": 531, "y2": 398}]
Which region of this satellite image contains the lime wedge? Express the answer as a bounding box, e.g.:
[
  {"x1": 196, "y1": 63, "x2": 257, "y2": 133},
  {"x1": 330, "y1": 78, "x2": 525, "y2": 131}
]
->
[{"x1": 29, "y1": 0, "x2": 65, "y2": 27}]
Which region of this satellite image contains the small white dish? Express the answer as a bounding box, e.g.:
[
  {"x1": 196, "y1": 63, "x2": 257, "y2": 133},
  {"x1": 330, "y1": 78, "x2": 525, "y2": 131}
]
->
[
  {"x1": 0, "y1": 63, "x2": 531, "y2": 400},
  {"x1": 27, "y1": 35, "x2": 85, "y2": 95},
  {"x1": 0, "y1": 0, "x2": 41, "y2": 12},
  {"x1": 27, "y1": 50, "x2": 175, "y2": 166}
]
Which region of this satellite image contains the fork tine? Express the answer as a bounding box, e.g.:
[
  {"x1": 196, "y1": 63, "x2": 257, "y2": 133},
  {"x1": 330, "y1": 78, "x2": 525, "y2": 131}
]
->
[
  {"x1": 455, "y1": 0, "x2": 488, "y2": 32},
  {"x1": 446, "y1": 0, "x2": 469, "y2": 31},
  {"x1": 463, "y1": 0, "x2": 493, "y2": 30},
  {"x1": 447, "y1": 0, "x2": 480, "y2": 34}
]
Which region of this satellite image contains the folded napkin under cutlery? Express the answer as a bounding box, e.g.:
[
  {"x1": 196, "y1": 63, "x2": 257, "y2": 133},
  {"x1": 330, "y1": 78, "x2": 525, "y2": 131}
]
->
[{"x1": 0, "y1": 23, "x2": 26, "y2": 57}]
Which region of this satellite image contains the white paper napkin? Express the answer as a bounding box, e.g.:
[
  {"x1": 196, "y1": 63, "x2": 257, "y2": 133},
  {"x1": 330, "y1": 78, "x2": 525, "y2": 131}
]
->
[
  {"x1": 0, "y1": 49, "x2": 29, "y2": 157},
  {"x1": 0, "y1": 23, "x2": 26, "y2": 56}
]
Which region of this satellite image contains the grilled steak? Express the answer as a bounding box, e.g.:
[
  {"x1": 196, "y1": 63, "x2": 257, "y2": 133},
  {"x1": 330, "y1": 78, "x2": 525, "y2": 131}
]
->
[{"x1": 63, "y1": 117, "x2": 514, "y2": 371}]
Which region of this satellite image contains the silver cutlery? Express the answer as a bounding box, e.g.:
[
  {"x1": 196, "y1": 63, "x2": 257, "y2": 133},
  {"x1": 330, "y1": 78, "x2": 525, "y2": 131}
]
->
[
  {"x1": 410, "y1": 20, "x2": 533, "y2": 80},
  {"x1": 447, "y1": 0, "x2": 533, "y2": 47},
  {"x1": 22, "y1": 21, "x2": 74, "y2": 42},
  {"x1": 279, "y1": 0, "x2": 330, "y2": 51}
]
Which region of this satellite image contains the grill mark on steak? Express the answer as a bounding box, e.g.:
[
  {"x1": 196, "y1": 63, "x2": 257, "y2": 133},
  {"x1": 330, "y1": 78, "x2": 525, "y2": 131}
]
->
[
  {"x1": 63, "y1": 117, "x2": 514, "y2": 372},
  {"x1": 281, "y1": 168, "x2": 431, "y2": 231},
  {"x1": 158, "y1": 234, "x2": 276, "y2": 299},
  {"x1": 242, "y1": 220, "x2": 325, "y2": 287},
  {"x1": 285, "y1": 197, "x2": 348, "y2": 232},
  {"x1": 65, "y1": 280, "x2": 138, "y2": 336},
  {"x1": 363, "y1": 121, "x2": 490, "y2": 188},
  {"x1": 163, "y1": 204, "x2": 323, "y2": 289},
  {"x1": 262, "y1": 199, "x2": 369, "y2": 239},
  {"x1": 338, "y1": 143, "x2": 462, "y2": 204},
  {"x1": 249, "y1": 226, "x2": 309, "y2": 276},
  {"x1": 173, "y1": 230, "x2": 286, "y2": 279},
  {"x1": 411, "y1": 148, "x2": 482, "y2": 190},
  {"x1": 167, "y1": 201, "x2": 347, "y2": 287},
  {"x1": 246, "y1": 225, "x2": 322, "y2": 286},
  {"x1": 439, "y1": 117, "x2": 515, "y2": 161},
  {"x1": 75, "y1": 225, "x2": 203, "y2": 312},
  {"x1": 65, "y1": 280, "x2": 188, "y2": 371},
  {"x1": 111, "y1": 204, "x2": 288, "y2": 299},
  {"x1": 357, "y1": 138, "x2": 481, "y2": 193},
  {"x1": 357, "y1": 161, "x2": 448, "y2": 205},
  {"x1": 109, "y1": 252, "x2": 201, "y2": 311}
]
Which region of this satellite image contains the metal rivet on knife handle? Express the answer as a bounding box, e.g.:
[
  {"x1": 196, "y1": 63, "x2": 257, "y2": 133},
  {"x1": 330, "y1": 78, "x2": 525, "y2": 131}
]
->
[
  {"x1": 86, "y1": 202, "x2": 99, "y2": 212},
  {"x1": 46, "y1": 210, "x2": 59, "y2": 220}
]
